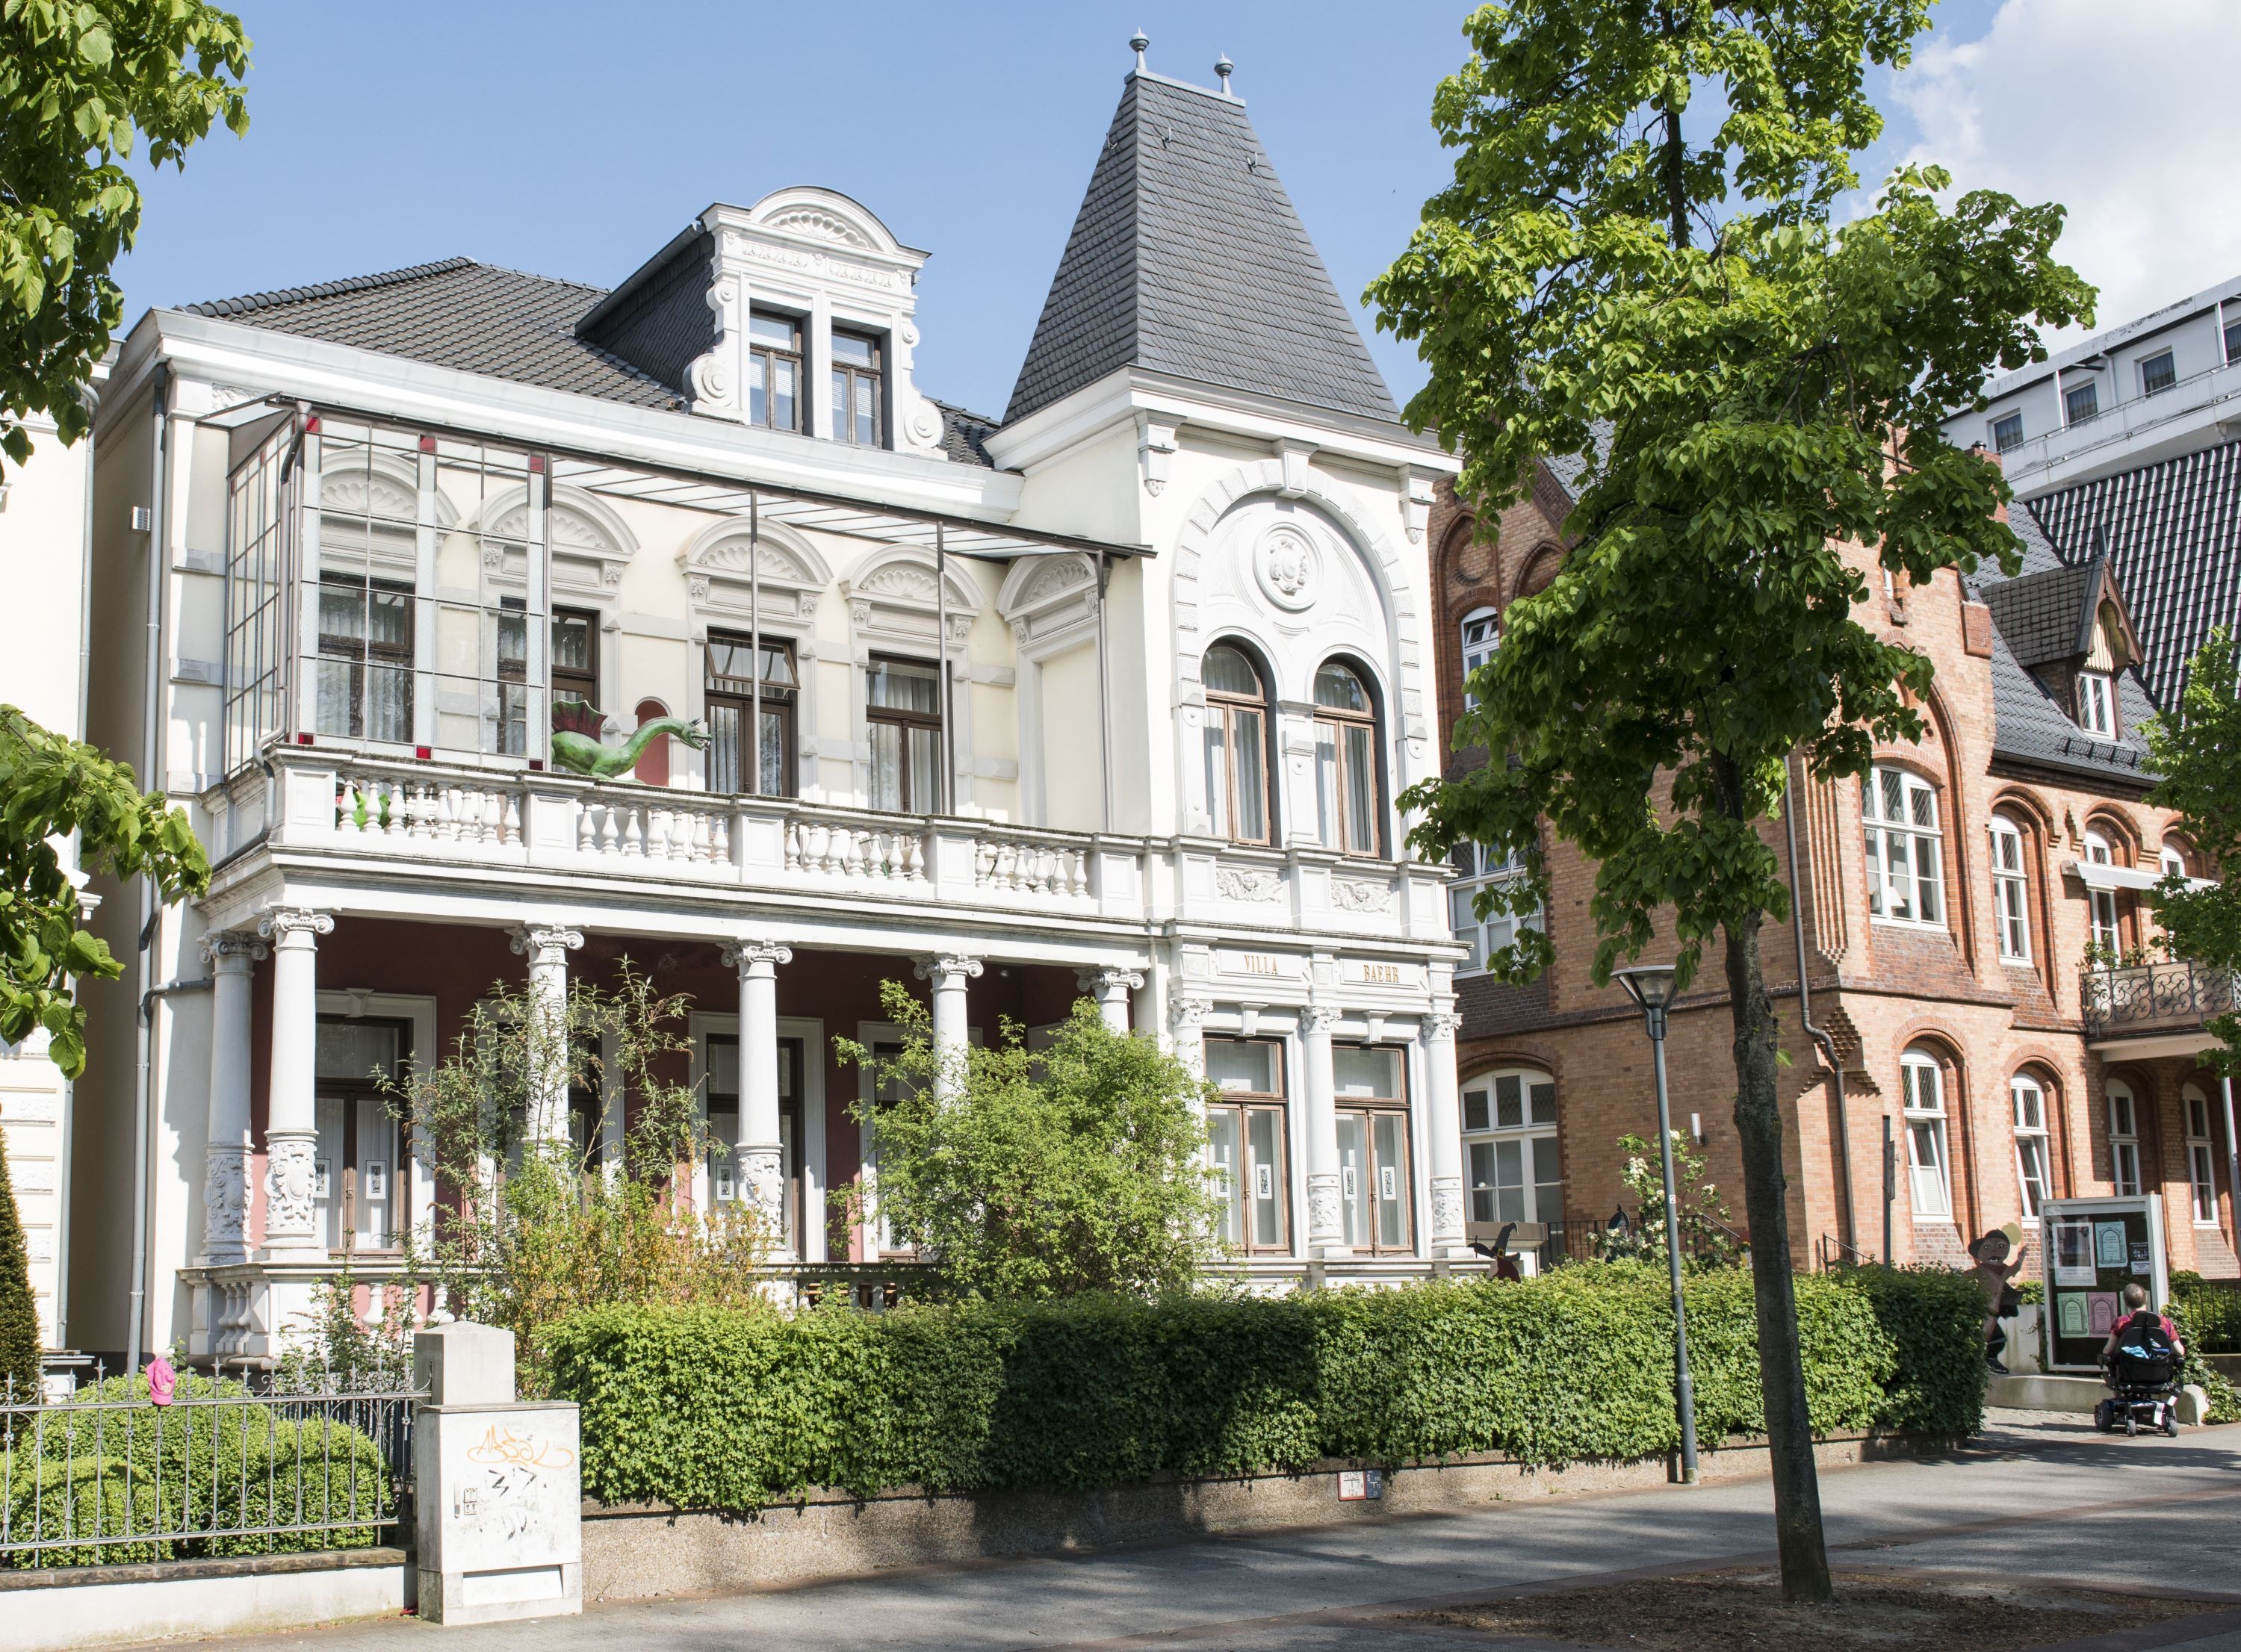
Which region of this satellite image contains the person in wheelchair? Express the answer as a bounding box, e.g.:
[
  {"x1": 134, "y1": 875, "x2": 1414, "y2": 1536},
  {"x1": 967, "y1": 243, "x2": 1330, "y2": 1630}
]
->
[{"x1": 2096, "y1": 1282, "x2": 2185, "y2": 1437}]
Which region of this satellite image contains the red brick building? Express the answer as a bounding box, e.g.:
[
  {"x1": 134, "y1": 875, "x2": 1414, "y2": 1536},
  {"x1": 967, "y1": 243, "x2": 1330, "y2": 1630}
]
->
[{"x1": 1429, "y1": 449, "x2": 2238, "y2": 1279}]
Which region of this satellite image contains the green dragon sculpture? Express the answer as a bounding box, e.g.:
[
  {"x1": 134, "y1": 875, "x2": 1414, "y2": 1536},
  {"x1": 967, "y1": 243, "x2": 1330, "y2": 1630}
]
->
[{"x1": 548, "y1": 699, "x2": 710, "y2": 781}]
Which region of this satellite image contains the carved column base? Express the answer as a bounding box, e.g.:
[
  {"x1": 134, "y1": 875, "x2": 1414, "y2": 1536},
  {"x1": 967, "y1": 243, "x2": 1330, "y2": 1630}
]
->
[
  {"x1": 202, "y1": 1143, "x2": 252, "y2": 1265},
  {"x1": 1306, "y1": 1173, "x2": 1347, "y2": 1258},
  {"x1": 733, "y1": 1143, "x2": 789, "y2": 1256},
  {"x1": 260, "y1": 1129, "x2": 324, "y2": 1258},
  {"x1": 1429, "y1": 1176, "x2": 1467, "y2": 1258}
]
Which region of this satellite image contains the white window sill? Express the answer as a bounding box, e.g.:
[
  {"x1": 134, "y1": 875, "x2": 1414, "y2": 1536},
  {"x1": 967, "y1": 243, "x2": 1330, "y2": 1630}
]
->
[{"x1": 1870, "y1": 916, "x2": 1951, "y2": 935}]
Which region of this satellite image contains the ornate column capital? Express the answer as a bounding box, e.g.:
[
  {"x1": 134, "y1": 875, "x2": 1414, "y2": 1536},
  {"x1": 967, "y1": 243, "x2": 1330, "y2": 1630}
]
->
[
  {"x1": 201, "y1": 931, "x2": 268, "y2": 971},
  {"x1": 913, "y1": 953, "x2": 985, "y2": 988},
  {"x1": 509, "y1": 922, "x2": 585, "y2": 963},
  {"x1": 1076, "y1": 966, "x2": 1145, "y2": 997},
  {"x1": 1167, "y1": 994, "x2": 1213, "y2": 1034},
  {"x1": 1422, "y1": 1008, "x2": 1463, "y2": 1043},
  {"x1": 1298, "y1": 1002, "x2": 1342, "y2": 1036},
  {"x1": 256, "y1": 907, "x2": 332, "y2": 948},
  {"x1": 722, "y1": 939, "x2": 795, "y2": 977}
]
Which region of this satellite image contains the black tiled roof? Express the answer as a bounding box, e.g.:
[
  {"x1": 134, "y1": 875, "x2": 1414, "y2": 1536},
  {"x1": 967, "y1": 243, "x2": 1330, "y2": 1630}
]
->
[
  {"x1": 1977, "y1": 559, "x2": 2095, "y2": 668},
  {"x1": 2022, "y1": 439, "x2": 2241, "y2": 714},
  {"x1": 1005, "y1": 73, "x2": 1398, "y2": 426},
  {"x1": 182, "y1": 258, "x2": 686, "y2": 410},
  {"x1": 179, "y1": 256, "x2": 1002, "y2": 468}
]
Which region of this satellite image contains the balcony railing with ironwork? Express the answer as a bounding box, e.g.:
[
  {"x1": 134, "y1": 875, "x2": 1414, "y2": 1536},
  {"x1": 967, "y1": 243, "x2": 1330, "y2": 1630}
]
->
[{"x1": 2081, "y1": 959, "x2": 2238, "y2": 1038}]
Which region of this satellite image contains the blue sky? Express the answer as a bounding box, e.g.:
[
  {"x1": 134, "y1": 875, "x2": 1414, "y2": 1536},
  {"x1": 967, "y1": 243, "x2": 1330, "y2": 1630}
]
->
[{"x1": 122, "y1": 0, "x2": 2210, "y2": 423}]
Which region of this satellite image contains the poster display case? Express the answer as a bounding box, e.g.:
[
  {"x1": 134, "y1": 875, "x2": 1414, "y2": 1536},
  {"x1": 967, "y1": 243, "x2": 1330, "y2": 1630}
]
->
[{"x1": 2037, "y1": 1193, "x2": 2168, "y2": 1372}]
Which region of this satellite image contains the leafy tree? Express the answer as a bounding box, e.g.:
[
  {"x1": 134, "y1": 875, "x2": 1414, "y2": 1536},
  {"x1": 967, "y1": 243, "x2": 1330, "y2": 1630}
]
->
[
  {"x1": 1598, "y1": 1128, "x2": 1738, "y2": 1268},
  {"x1": 0, "y1": 704, "x2": 208, "y2": 1077},
  {"x1": 1370, "y1": 0, "x2": 2090, "y2": 1600},
  {"x1": 0, "y1": 1124, "x2": 39, "y2": 1410},
  {"x1": 2, "y1": 0, "x2": 249, "y2": 475},
  {"x1": 382, "y1": 966, "x2": 771, "y2": 1385},
  {"x1": 2145, "y1": 628, "x2": 2241, "y2": 1072},
  {"x1": 837, "y1": 987, "x2": 1220, "y2": 1299}
]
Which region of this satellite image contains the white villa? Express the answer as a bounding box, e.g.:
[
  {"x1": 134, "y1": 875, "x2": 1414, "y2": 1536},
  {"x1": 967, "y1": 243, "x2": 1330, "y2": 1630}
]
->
[{"x1": 69, "y1": 49, "x2": 1468, "y2": 1365}]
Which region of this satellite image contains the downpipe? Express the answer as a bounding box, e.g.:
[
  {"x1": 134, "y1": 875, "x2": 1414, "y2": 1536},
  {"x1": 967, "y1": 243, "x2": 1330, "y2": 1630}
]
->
[{"x1": 1783, "y1": 761, "x2": 1856, "y2": 1261}]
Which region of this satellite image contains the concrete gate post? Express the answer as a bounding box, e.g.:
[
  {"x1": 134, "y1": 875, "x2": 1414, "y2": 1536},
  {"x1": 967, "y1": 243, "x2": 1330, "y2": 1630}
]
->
[{"x1": 414, "y1": 1323, "x2": 582, "y2": 1624}]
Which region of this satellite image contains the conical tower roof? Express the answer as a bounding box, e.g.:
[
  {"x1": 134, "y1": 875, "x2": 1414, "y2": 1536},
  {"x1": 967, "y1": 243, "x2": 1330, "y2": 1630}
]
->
[{"x1": 1005, "y1": 68, "x2": 1398, "y2": 426}]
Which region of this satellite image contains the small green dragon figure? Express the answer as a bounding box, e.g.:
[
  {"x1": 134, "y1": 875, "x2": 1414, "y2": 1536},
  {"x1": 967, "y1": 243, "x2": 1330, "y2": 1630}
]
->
[{"x1": 548, "y1": 698, "x2": 709, "y2": 780}]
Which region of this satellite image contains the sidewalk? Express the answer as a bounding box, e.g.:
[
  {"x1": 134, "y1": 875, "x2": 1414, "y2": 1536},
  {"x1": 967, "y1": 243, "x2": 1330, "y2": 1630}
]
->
[{"x1": 149, "y1": 1411, "x2": 2241, "y2": 1652}]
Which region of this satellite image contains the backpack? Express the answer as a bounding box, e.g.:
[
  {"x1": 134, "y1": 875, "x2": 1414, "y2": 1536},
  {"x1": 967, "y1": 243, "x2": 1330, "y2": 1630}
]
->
[{"x1": 2115, "y1": 1311, "x2": 2175, "y2": 1365}]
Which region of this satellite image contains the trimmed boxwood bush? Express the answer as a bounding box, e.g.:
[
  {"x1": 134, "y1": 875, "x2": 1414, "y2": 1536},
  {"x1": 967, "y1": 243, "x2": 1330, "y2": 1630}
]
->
[{"x1": 545, "y1": 1263, "x2": 1983, "y2": 1515}]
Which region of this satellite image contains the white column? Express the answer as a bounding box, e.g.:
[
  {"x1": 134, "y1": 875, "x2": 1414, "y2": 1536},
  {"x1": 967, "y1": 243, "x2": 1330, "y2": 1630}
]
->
[
  {"x1": 1422, "y1": 1005, "x2": 1467, "y2": 1258},
  {"x1": 721, "y1": 939, "x2": 793, "y2": 1249},
  {"x1": 256, "y1": 907, "x2": 332, "y2": 1258},
  {"x1": 509, "y1": 922, "x2": 584, "y2": 1150},
  {"x1": 1168, "y1": 995, "x2": 1212, "y2": 1080},
  {"x1": 1076, "y1": 966, "x2": 1145, "y2": 1034},
  {"x1": 1300, "y1": 1002, "x2": 1345, "y2": 1257},
  {"x1": 913, "y1": 952, "x2": 982, "y2": 1103},
  {"x1": 200, "y1": 931, "x2": 266, "y2": 1265}
]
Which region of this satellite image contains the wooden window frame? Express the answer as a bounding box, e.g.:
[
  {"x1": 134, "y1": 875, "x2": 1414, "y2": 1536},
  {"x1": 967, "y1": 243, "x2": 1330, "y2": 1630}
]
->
[
  {"x1": 866, "y1": 654, "x2": 943, "y2": 813},
  {"x1": 314, "y1": 573, "x2": 415, "y2": 742},
  {"x1": 748, "y1": 308, "x2": 805, "y2": 434},
  {"x1": 1333, "y1": 1043, "x2": 1412, "y2": 1255},
  {"x1": 1203, "y1": 644, "x2": 1274, "y2": 845},
  {"x1": 830, "y1": 329, "x2": 885, "y2": 447},
  {"x1": 705, "y1": 630, "x2": 799, "y2": 798},
  {"x1": 313, "y1": 1013, "x2": 412, "y2": 1255},
  {"x1": 1203, "y1": 1036, "x2": 1291, "y2": 1256},
  {"x1": 551, "y1": 605, "x2": 600, "y2": 711},
  {"x1": 1312, "y1": 662, "x2": 1384, "y2": 859}
]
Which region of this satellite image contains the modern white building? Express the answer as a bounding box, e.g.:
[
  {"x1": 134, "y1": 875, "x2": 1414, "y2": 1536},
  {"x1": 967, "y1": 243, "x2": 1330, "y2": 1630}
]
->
[
  {"x1": 1943, "y1": 273, "x2": 2241, "y2": 497},
  {"x1": 69, "y1": 49, "x2": 1470, "y2": 1365},
  {"x1": 0, "y1": 388, "x2": 100, "y2": 1375}
]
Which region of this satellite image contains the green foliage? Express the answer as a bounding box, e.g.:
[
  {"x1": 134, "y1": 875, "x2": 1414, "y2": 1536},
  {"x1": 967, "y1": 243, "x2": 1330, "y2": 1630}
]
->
[
  {"x1": 544, "y1": 1265, "x2": 1980, "y2": 1514},
  {"x1": 2143, "y1": 630, "x2": 2241, "y2": 1072},
  {"x1": 380, "y1": 967, "x2": 772, "y2": 1385},
  {"x1": 4, "y1": 1370, "x2": 391, "y2": 1565},
  {"x1": 1, "y1": 1, "x2": 249, "y2": 474},
  {"x1": 836, "y1": 987, "x2": 1221, "y2": 1299},
  {"x1": 0, "y1": 1126, "x2": 42, "y2": 1410},
  {"x1": 0, "y1": 704, "x2": 209, "y2": 1077},
  {"x1": 1596, "y1": 1130, "x2": 1738, "y2": 1266},
  {"x1": 2171, "y1": 1272, "x2": 2241, "y2": 1355}
]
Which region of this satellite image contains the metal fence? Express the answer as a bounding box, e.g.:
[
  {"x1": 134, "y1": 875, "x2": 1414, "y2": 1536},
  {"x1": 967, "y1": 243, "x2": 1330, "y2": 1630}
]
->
[
  {"x1": 2080, "y1": 959, "x2": 2238, "y2": 1037},
  {"x1": 0, "y1": 1361, "x2": 420, "y2": 1568}
]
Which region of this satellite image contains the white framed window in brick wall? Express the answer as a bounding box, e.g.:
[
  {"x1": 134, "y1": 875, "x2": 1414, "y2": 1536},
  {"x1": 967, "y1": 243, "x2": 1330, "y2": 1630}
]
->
[
  {"x1": 1458, "y1": 607, "x2": 1498, "y2": 711},
  {"x1": 2107, "y1": 1079, "x2": 2142, "y2": 1196},
  {"x1": 1450, "y1": 842, "x2": 1539, "y2": 975},
  {"x1": 1989, "y1": 814, "x2": 2031, "y2": 963},
  {"x1": 1902, "y1": 1047, "x2": 1953, "y2": 1219},
  {"x1": 1461, "y1": 1068, "x2": 1562, "y2": 1233},
  {"x1": 1865, "y1": 766, "x2": 1944, "y2": 928},
  {"x1": 2083, "y1": 830, "x2": 2122, "y2": 954},
  {"x1": 2186, "y1": 1084, "x2": 2220, "y2": 1226},
  {"x1": 2012, "y1": 1072, "x2": 2054, "y2": 1222}
]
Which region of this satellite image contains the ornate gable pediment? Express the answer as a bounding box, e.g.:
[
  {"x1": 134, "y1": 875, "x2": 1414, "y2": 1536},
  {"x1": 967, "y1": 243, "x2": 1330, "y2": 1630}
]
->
[
  {"x1": 996, "y1": 552, "x2": 1100, "y2": 652},
  {"x1": 680, "y1": 520, "x2": 832, "y2": 628},
  {"x1": 841, "y1": 550, "x2": 980, "y2": 646},
  {"x1": 470, "y1": 487, "x2": 639, "y2": 590}
]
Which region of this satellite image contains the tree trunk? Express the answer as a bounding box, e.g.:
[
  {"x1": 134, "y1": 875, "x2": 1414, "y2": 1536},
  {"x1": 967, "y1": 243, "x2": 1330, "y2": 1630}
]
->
[{"x1": 1724, "y1": 909, "x2": 1833, "y2": 1603}]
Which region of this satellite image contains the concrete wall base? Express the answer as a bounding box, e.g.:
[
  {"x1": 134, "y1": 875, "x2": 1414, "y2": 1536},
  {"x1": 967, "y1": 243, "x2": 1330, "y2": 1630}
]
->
[
  {"x1": 1991, "y1": 1371, "x2": 2215, "y2": 1425},
  {"x1": 0, "y1": 1550, "x2": 408, "y2": 1652},
  {"x1": 582, "y1": 1432, "x2": 1944, "y2": 1604}
]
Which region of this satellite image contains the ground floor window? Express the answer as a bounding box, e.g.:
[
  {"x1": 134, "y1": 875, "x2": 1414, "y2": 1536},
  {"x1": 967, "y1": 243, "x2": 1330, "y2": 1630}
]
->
[
  {"x1": 1204, "y1": 1037, "x2": 1289, "y2": 1253},
  {"x1": 2186, "y1": 1084, "x2": 2220, "y2": 1226},
  {"x1": 706, "y1": 1033, "x2": 805, "y2": 1249},
  {"x1": 314, "y1": 1016, "x2": 409, "y2": 1252},
  {"x1": 1333, "y1": 1045, "x2": 1410, "y2": 1252},
  {"x1": 2106, "y1": 1079, "x2": 2141, "y2": 1196},
  {"x1": 2012, "y1": 1072, "x2": 2053, "y2": 1221},
  {"x1": 1902, "y1": 1047, "x2": 1952, "y2": 1219},
  {"x1": 1461, "y1": 1068, "x2": 1560, "y2": 1233}
]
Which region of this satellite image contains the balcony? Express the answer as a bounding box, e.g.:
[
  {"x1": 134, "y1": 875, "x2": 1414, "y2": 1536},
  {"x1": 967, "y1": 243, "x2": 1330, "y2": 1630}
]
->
[{"x1": 2081, "y1": 959, "x2": 2238, "y2": 1049}]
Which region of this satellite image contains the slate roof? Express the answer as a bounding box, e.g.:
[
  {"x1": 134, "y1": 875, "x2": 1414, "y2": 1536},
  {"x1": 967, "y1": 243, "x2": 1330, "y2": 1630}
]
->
[
  {"x1": 2021, "y1": 438, "x2": 2241, "y2": 714},
  {"x1": 1977, "y1": 559, "x2": 2097, "y2": 668},
  {"x1": 182, "y1": 258, "x2": 686, "y2": 411},
  {"x1": 1005, "y1": 72, "x2": 1398, "y2": 426},
  {"x1": 179, "y1": 256, "x2": 1002, "y2": 468}
]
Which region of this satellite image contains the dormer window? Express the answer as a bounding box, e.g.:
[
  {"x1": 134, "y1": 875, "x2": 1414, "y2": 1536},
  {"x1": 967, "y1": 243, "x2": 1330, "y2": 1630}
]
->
[
  {"x1": 2077, "y1": 671, "x2": 2114, "y2": 737},
  {"x1": 831, "y1": 330, "x2": 884, "y2": 447},
  {"x1": 748, "y1": 310, "x2": 805, "y2": 432}
]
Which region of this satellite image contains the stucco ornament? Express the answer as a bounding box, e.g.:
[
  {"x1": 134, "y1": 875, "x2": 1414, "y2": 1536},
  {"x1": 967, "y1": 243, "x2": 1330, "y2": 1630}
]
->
[
  {"x1": 1307, "y1": 1173, "x2": 1345, "y2": 1246},
  {"x1": 1430, "y1": 1179, "x2": 1466, "y2": 1243},
  {"x1": 264, "y1": 1137, "x2": 319, "y2": 1238},
  {"x1": 734, "y1": 1145, "x2": 786, "y2": 1235},
  {"x1": 203, "y1": 1146, "x2": 252, "y2": 1253},
  {"x1": 1253, "y1": 523, "x2": 1321, "y2": 612}
]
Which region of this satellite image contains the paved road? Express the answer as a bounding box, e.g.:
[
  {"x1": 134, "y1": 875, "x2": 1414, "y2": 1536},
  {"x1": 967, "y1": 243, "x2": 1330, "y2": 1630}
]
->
[{"x1": 164, "y1": 1412, "x2": 2241, "y2": 1652}]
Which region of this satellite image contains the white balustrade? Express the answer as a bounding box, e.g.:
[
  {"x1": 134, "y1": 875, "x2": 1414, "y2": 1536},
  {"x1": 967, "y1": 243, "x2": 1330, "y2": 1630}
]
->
[
  {"x1": 334, "y1": 770, "x2": 524, "y2": 848},
  {"x1": 783, "y1": 816, "x2": 928, "y2": 883},
  {"x1": 974, "y1": 833, "x2": 1089, "y2": 898},
  {"x1": 573, "y1": 793, "x2": 731, "y2": 869}
]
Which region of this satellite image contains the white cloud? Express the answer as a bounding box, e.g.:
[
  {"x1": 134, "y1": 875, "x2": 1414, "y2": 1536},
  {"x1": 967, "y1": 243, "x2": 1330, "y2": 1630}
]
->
[{"x1": 1891, "y1": 0, "x2": 2236, "y2": 340}]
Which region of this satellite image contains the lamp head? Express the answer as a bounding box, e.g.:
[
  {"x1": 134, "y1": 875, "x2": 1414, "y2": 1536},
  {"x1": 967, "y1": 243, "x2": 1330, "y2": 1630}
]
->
[{"x1": 1612, "y1": 964, "x2": 1679, "y2": 1013}]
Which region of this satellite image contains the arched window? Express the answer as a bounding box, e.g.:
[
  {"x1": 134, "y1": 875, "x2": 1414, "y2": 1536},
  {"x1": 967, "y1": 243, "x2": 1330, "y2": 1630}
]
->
[
  {"x1": 1989, "y1": 814, "x2": 2031, "y2": 963},
  {"x1": 2185, "y1": 1084, "x2": 2220, "y2": 1226},
  {"x1": 1901, "y1": 1047, "x2": 1952, "y2": 1217},
  {"x1": 2161, "y1": 840, "x2": 2191, "y2": 881},
  {"x1": 1865, "y1": 767, "x2": 1944, "y2": 928},
  {"x1": 1460, "y1": 1068, "x2": 1560, "y2": 1233},
  {"x1": 2106, "y1": 1078, "x2": 2140, "y2": 1196},
  {"x1": 2012, "y1": 1072, "x2": 2053, "y2": 1221},
  {"x1": 1459, "y1": 607, "x2": 1498, "y2": 711},
  {"x1": 1201, "y1": 643, "x2": 1274, "y2": 845},
  {"x1": 1312, "y1": 661, "x2": 1382, "y2": 857},
  {"x1": 2083, "y1": 829, "x2": 2121, "y2": 954},
  {"x1": 1451, "y1": 841, "x2": 1537, "y2": 975}
]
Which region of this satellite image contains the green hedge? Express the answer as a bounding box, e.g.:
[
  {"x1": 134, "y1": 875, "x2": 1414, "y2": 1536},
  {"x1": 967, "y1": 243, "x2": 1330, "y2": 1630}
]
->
[
  {"x1": 545, "y1": 1264, "x2": 1984, "y2": 1514},
  {"x1": 2173, "y1": 1273, "x2": 2241, "y2": 1354}
]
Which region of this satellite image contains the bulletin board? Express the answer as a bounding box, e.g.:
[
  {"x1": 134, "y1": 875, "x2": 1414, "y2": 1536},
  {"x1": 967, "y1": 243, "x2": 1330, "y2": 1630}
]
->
[{"x1": 2037, "y1": 1194, "x2": 2168, "y2": 1372}]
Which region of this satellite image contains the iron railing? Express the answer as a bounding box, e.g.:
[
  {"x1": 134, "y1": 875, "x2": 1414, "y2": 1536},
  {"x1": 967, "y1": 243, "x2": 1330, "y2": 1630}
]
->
[
  {"x1": 0, "y1": 1361, "x2": 419, "y2": 1568},
  {"x1": 2080, "y1": 960, "x2": 2237, "y2": 1037}
]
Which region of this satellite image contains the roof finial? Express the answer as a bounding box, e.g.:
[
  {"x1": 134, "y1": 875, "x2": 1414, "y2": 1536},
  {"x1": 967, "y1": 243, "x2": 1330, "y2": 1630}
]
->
[
  {"x1": 1130, "y1": 30, "x2": 1149, "y2": 73},
  {"x1": 1215, "y1": 53, "x2": 1234, "y2": 95}
]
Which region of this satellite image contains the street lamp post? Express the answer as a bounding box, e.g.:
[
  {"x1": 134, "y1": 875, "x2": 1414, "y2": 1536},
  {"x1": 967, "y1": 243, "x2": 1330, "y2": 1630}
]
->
[{"x1": 1614, "y1": 964, "x2": 1699, "y2": 1485}]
